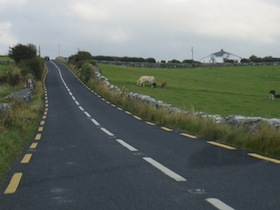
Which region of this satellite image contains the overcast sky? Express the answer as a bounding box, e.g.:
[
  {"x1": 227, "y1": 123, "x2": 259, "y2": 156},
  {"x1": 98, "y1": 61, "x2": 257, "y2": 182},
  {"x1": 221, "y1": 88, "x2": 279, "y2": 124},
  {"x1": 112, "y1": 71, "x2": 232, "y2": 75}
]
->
[{"x1": 1, "y1": 0, "x2": 280, "y2": 62}]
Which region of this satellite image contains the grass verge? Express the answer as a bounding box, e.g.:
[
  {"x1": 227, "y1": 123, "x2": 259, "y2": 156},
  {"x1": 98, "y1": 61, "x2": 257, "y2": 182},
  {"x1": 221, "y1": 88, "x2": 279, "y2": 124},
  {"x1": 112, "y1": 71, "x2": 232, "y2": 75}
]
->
[{"x1": 0, "y1": 81, "x2": 44, "y2": 185}]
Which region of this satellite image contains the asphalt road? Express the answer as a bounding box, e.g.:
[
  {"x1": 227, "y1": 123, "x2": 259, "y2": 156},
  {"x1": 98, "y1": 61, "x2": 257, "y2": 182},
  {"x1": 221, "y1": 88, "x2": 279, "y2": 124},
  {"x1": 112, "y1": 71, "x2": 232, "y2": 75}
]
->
[{"x1": 1, "y1": 60, "x2": 280, "y2": 210}]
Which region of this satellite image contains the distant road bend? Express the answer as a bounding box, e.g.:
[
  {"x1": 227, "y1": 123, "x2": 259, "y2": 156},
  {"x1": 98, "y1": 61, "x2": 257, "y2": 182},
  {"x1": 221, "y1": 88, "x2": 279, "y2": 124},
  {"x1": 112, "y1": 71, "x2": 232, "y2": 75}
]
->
[{"x1": 1, "y1": 60, "x2": 280, "y2": 209}]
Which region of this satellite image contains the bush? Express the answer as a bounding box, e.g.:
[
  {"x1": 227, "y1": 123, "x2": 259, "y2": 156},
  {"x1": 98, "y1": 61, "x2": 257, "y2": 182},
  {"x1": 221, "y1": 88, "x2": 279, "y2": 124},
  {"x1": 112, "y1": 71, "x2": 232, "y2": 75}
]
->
[
  {"x1": 20, "y1": 57, "x2": 44, "y2": 80},
  {"x1": 81, "y1": 63, "x2": 94, "y2": 82},
  {"x1": 69, "y1": 51, "x2": 95, "y2": 69},
  {"x1": 0, "y1": 68, "x2": 21, "y2": 86},
  {"x1": 9, "y1": 43, "x2": 37, "y2": 64}
]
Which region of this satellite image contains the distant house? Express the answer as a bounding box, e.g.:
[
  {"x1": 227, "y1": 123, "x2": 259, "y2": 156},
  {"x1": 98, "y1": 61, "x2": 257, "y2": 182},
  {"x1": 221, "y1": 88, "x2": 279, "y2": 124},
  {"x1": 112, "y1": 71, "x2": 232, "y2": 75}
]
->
[{"x1": 201, "y1": 49, "x2": 242, "y2": 63}]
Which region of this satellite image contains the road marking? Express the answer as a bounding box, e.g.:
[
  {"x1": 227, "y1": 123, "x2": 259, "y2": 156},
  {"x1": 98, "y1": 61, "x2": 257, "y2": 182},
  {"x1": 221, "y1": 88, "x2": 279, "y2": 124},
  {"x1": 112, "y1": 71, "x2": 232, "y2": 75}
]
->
[
  {"x1": 75, "y1": 101, "x2": 80, "y2": 106},
  {"x1": 125, "y1": 111, "x2": 132, "y2": 115},
  {"x1": 30, "y1": 142, "x2": 38, "y2": 149},
  {"x1": 146, "y1": 121, "x2": 155, "y2": 126},
  {"x1": 111, "y1": 104, "x2": 116, "y2": 107},
  {"x1": 206, "y1": 198, "x2": 235, "y2": 210},
  {"x1": 45, "y1": 104, "x2": 48, "y2": 108},
  {"x1": 21, "y1": 154, "x2": 32, "y2": 164},
  {"x1": 38, "y1": 127, "x2": 43, "y2": 132},
  {"x1": 133, "y1": 115, "x2": 142, "y2": 120},
  {"x1": 44, "y1": 111, "x2": 48, "y2": 115},
  {"x1": 207, "y1": 141, "x2": 236, "y2": 150},
  {"x1": 117, "y1": 107, "x2": 123, "y2": 111},
  {"x1": 143, "y1": 157, "x2": 187, "y2": 182},
  {"x1": 101, "y1": 127, "x2": 114, "y2": 137},
  {"x1": 84, "y1": 111, "x2": 91, "y2": 118},
  {"x1": 116, "y1": 139, "x2": 138, "y2": 152},
  {"x1": 45, "y1": 100, "x2": 48, "y2": 104},
  {"x1": 181, "y1": 133, "x2": 197, "y2": 139},
  {"x1": 42, "y1": 116, "x2": 47, "y2": 119},
  {"x1": 69, "y1": 92, "x2": 73, "y2": 96},
  {"x1": 79, "y1": 106, "x2": 84, "y2": 111},
  {"x1": 161, "y1": 127, "x2": 173, "y2": 132},
  {"x1": 35, "y1": 134, "x2": 41, "y2": 140},
  {"x1": 40, "y1": 121, "x2": 45, "y2": 126},
  {"x1": 4, "y1": 173, "x2": 23, "y2": 194},
  {"x1": 91, "y1": 118, "x2": 100, "y2": 126},
  {"x1": 248, "y1": 153, "x2": 280, "y2": 164},
  {"x1": 72, "y1": 96, "x2": 76, "y2": 101}
]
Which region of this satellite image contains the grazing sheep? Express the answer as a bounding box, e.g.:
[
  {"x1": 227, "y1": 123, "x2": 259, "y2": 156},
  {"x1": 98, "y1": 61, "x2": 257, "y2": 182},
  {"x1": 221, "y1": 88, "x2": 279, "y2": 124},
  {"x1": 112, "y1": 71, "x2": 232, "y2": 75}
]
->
[
  {"x1": 137, "y1": 76, "x2": 155, "y2": 87},
  {"x1": 269, "y1": 90, "x2": 276, "y2": 100}
]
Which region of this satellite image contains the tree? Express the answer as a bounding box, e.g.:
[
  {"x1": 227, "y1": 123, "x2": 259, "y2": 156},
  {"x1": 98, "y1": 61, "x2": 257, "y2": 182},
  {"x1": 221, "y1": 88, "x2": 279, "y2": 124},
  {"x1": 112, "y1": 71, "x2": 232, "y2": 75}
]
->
[
  {"x1": 146, "y1": 58, "x2": 156, "y2": 63},
  {"x1": 69, "y1": 51, "x2": 93, "y2": 68},
  {"x1": 168, "y1": 59, "x2": 180, "y2": 64},
  {"x1": 9, "y1": 43, "x2": 37, "y2": 64}
]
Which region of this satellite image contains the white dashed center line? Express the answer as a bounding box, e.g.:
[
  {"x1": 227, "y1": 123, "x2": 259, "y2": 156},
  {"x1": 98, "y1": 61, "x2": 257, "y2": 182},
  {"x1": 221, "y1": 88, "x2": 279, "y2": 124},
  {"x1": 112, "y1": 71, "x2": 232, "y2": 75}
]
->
[
  {"x1": 100, "y1": 127, "x2": 115, "y2": 137},
  {"x1": 143, "y1": 157, "x2": 187, "y2": 182},
  {"x1": 206, "y1": 198, "x2": 235, "y2": 210},
  {"x1": 116, "y1": 139, "x2": 138, "y2": 152}
]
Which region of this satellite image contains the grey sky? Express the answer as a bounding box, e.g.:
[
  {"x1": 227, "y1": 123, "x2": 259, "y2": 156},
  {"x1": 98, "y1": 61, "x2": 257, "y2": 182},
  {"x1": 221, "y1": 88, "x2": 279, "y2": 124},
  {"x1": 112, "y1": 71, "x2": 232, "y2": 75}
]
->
[{"x1": 1, "y1": 0, "x2": 280, "y2": 61}]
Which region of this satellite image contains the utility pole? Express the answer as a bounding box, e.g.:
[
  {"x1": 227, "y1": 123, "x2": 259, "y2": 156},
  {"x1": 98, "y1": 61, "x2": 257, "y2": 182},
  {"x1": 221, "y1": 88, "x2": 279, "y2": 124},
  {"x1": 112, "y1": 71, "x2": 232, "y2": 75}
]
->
[
  {"x1": 38, "y1": 45, "x2": 41, "y2": 57},
  {"x1": 58, "y1": 44, "x2": 61, "y2": 56},
  {"x1": 191, "y1": 47, "x2": 194, "y2": 60}
]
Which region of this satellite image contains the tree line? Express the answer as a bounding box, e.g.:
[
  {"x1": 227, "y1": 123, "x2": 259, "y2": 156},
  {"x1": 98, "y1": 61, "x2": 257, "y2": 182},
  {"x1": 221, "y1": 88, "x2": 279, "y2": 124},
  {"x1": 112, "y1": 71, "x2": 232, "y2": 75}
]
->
[{"x1": 241, "y1": 55, "x2": 280, "y2": 63}]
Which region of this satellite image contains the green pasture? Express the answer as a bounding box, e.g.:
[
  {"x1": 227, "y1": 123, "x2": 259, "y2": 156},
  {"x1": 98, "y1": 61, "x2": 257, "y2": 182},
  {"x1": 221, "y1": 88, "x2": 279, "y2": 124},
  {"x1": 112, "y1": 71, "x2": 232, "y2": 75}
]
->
[
  {"x1": 0, "y1": 57, "x2": 12, "y2": 72},
  {"x1": 98, "y1": 64, "x2": 280, "y2": 118},
  {"x1": 0, "y1": 65, "x2": 11, "y2": 72}
]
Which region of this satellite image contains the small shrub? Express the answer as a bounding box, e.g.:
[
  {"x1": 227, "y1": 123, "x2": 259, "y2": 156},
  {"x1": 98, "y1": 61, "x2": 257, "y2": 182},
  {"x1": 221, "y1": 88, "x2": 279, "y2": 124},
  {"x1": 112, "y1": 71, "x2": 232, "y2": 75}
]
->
[
  {"x1": 21, "y1": 57, "x2": 44, "y2": 80},
  {"x1": 81, "y1": 63, "x2": 92, "y2": 82}
]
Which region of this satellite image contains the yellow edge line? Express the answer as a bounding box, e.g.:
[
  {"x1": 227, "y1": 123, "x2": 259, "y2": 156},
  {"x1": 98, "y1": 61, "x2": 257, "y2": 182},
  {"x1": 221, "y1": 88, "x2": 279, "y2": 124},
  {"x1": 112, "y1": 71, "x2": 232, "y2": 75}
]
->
[
  {"x1": 125, "y1": 111, "x2": 132, "y2": 115},
  {"x1": 35, "y1": 134, "x2": 41, "y2": 140},
  {"x1": 38, "y1": 127, "x2": 43, "y2": 132},
  {"x1": 181, "y1": 133, "x2": 197, "y2": 139},
  {"x1": 117, "y1": 107, "x2": 123, "y2": 111},
  {"x1": 40, "y1": 121, "x2": 45, "y2": 126},
  {"x1": 161, "y1": 127, "x2": 173, "y2": 132},
  {"x1": 248, "y1": 153, "x2": 280, "y2": 164},
  {"x1": 207, "y1": 141, "x2": 236, "y2": 150},
  {"x1": 30, "y1": 142, "x2": 38, "y2": 149},
  {"x1": 133, "y1": 115, "x2": 142, "y2": 120},
  {"x1": 21, "y1": 154, "x2": 32, "y2": 164},
  {"x1": 4, "y1": 173, "x2": 23, "y2": 194},
  {"x1": 146, "y1": 121, "x2": 156, "y2": 126}
]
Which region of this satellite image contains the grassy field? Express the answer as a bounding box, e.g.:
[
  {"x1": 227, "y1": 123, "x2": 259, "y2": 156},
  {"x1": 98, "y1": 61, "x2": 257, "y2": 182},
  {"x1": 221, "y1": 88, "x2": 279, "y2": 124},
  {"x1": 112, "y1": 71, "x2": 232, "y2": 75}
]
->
[
  {"x1": 0, "y1": 65, "x2": 11, "y2": 72},
  {"x1": 98, "y1": 64, "x2": 280, "y2": 118},
  {"x1": 0, "y1": 58, "x2": 45, "y2": 185}
]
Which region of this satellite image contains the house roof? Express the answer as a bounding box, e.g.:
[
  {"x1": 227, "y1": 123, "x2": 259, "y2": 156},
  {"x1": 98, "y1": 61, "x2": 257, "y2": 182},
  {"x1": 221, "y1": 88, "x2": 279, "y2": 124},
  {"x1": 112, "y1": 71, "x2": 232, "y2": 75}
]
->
[
  {"x1": 201, "y1": 49, "x2": 242, "y2": 60},
  {"x1": 211, "y1": 49, "x2": 230, "y2": 57}
]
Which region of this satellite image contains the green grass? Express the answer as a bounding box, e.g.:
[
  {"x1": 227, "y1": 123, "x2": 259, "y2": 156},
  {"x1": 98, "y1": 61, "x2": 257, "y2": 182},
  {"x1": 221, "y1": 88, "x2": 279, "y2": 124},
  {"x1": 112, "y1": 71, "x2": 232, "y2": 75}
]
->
[
  {"x1": 0, "y1": 74, "x2": 44, "y2": 185},
  {"x1": 0, "y1": 56, "x2": 13, "y2": 61},
  {"x1": 99, "y1": 64, "x2": 280, "y2": 118},
  {"x1": 0, "y1": 65, "x2": 11, "y2": 72}
]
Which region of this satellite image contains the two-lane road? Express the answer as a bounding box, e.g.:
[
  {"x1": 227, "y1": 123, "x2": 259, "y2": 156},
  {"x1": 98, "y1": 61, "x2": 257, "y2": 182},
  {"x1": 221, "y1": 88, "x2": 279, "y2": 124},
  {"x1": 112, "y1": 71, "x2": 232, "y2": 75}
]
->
[{"x1": 1, "y1": 60, "x2": 280, "y2": 209}]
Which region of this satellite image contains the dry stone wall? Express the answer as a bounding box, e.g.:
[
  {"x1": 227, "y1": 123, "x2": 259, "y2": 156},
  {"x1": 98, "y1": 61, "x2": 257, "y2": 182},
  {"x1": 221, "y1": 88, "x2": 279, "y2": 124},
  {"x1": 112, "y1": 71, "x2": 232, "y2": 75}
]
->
[{"x1": 94, "y1": 72, "x2": 280, "y2": 130}]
